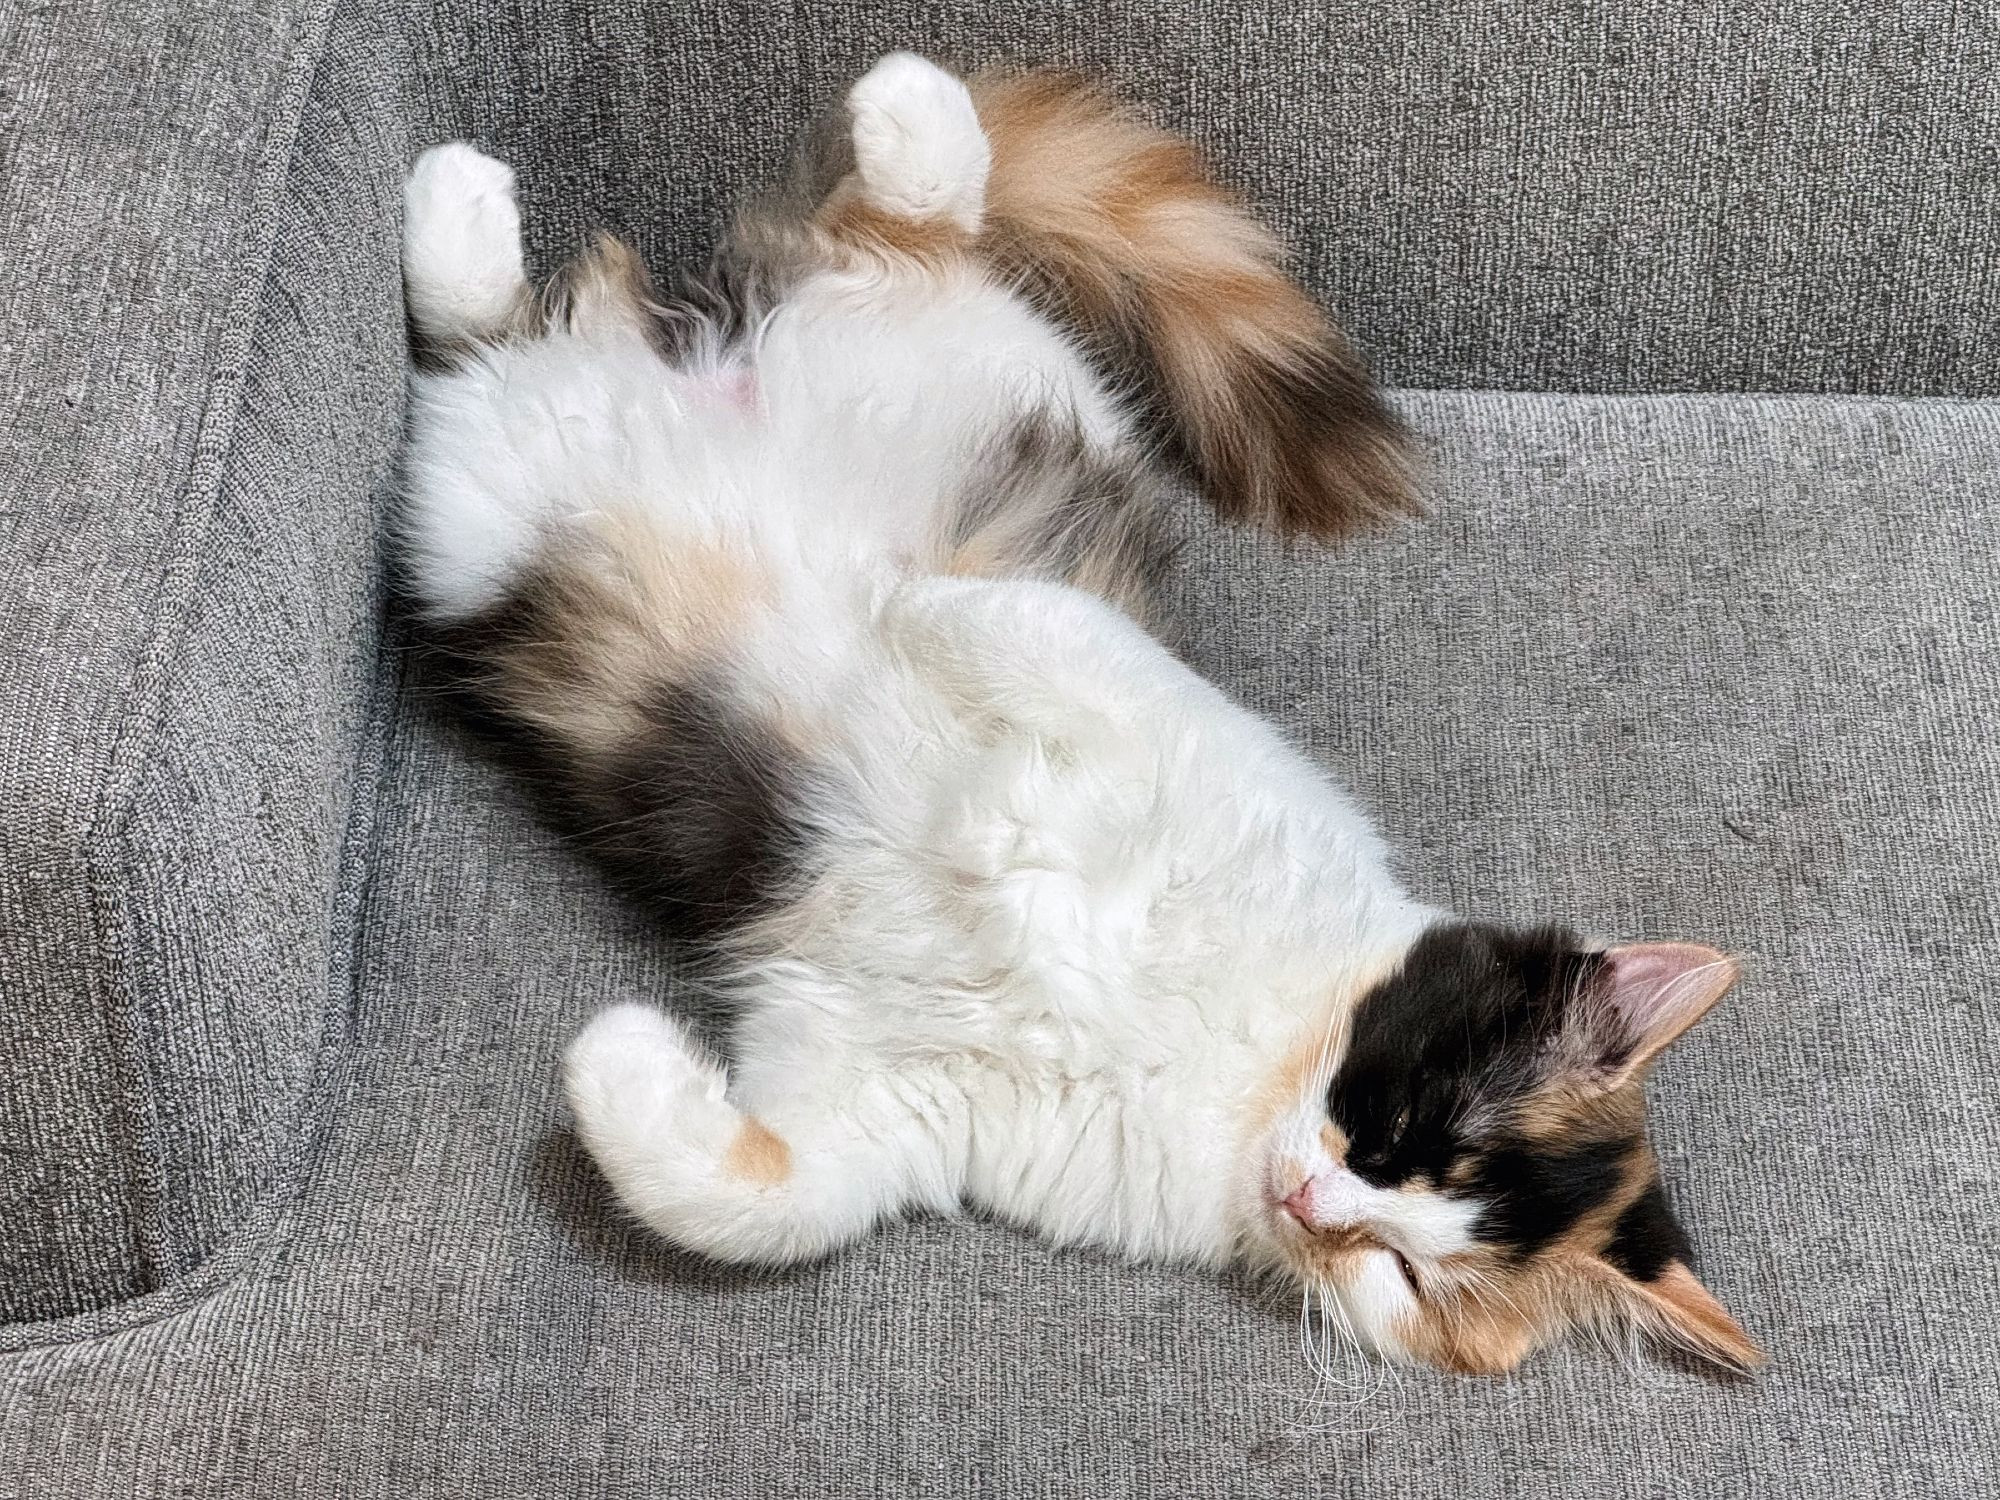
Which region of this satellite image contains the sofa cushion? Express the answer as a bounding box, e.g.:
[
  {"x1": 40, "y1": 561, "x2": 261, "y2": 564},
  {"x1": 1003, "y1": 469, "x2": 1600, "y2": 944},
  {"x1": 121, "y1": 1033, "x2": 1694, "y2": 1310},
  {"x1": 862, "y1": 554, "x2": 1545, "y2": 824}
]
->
[
  {"x1": 4, "y1": 390, "x2": 1992, "y2": 1497},
  {"x1": 0, "y1": 0, "x2": 402, "y2": 1323},
  {"x1": 10, "y1": 0, "x2": 1990, "y2": 1325}
]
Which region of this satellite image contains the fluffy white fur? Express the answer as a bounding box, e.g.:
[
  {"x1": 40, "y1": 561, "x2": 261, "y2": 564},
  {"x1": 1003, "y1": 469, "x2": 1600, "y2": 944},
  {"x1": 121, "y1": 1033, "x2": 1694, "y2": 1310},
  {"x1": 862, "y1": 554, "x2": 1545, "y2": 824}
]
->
[
  {"x1": 397, "y1": 55, "x2": 1751, "y2": 1374},
  {"x1": 400, "y1": 53, "x2": 1441, "y2": 1359}
]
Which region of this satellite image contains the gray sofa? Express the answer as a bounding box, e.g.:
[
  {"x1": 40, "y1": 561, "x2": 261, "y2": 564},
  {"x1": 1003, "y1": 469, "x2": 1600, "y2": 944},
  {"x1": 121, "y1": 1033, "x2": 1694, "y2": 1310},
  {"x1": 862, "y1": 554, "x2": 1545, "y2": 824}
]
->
[{"x1": 4, "y1": 2, "x2": 1996, "y2": 1494}]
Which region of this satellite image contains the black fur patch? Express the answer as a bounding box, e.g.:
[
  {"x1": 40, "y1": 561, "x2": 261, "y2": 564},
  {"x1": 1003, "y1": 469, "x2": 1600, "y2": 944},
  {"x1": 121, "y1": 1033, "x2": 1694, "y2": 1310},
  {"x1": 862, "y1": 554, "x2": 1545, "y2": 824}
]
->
[
  {"x1": 1603, "y1": 1181, "x2": 1693, "y2": 1282},
  {"x1": 575, "y1": 675, "x2": 813, "y2": 938},
  {"x1": 1468, "y1": 1138, "x2": 1633, "y2": 1258},
  {"x1": 433, "y1": 589, "x2": 817, "y2": 946},
  {"x1": 1328, "y1": 922, "x2": 1653, "y2": 1258}
]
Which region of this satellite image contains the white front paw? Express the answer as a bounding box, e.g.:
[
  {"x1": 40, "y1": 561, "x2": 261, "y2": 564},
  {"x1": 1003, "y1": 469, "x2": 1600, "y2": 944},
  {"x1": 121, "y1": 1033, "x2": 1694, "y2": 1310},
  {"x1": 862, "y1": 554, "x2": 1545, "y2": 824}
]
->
[
  {"x1": 845, "y1": 52, "x2": 990, "y2": 230},
  {"x1": 563, "y1": 1003, "x2": 732, "y2": 1158}
]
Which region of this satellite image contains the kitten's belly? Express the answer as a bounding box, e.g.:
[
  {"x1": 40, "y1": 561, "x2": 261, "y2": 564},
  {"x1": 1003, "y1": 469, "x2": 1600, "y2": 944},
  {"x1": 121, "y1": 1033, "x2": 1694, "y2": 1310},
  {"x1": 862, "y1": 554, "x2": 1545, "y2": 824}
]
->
[
  {"x1": 800, "y1": 574, "x2": 1386, "y2": 1064},
  {"x1": 826, "y1": 721, "x2": 1291, "y2": 1073},
  {"x1": 951, "y1": 1049, "x2": 1250, "y2": 1264}
]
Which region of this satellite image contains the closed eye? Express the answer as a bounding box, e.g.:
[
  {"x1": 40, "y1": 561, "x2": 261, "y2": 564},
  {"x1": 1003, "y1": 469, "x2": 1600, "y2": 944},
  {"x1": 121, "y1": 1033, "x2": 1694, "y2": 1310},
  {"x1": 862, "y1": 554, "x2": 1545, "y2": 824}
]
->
[{"x1": 1390, "y1": 1248, "x2": 1421, "y2": 1296}]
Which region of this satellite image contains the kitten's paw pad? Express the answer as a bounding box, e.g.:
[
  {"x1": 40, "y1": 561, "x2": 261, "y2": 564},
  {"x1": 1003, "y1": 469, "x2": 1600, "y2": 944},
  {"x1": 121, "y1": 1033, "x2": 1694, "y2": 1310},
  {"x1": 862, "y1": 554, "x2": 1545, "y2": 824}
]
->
[
  {"x1": 403, "y1": 142, "x2": 528, "y2": 338},
  {"x1": 564, "y1": 1003, "x2": 726, "y2": 1131},
  {"x1": 845, "y1": 52, "x2": 989, "y2": 230}
]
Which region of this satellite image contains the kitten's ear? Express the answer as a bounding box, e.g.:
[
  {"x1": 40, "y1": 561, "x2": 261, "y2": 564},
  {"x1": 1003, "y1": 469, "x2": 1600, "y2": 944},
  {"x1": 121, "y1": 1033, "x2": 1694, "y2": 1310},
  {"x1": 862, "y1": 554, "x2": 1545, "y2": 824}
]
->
[
  {"x1": 1583, "y1": 942, "x2": 1739, "y2": 1082},
  {"x1": 1600, "y1": 1261, "x2": 1768, "y2": 1375}
]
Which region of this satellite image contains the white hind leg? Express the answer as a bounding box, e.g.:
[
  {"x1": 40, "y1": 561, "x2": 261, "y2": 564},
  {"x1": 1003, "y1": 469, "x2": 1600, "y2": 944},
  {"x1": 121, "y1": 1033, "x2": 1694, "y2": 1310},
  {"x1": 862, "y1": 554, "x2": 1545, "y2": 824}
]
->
[
  {"x1": 403, "y1": 142, "x2": 531, "y2": 346},
  {"x1": 399, "y1": 145, "x2": 676, "y2": 621},
  {"x1": 844, "y1": 52, "x2": 990, "y2": 231}
]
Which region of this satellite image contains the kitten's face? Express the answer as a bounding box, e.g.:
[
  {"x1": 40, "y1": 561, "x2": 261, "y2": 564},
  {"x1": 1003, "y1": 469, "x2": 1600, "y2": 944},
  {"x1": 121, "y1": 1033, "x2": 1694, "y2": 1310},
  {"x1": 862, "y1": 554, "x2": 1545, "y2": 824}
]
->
[{"x1": 1251, "y1": 923, "x2": 1762, "y2": 1375}]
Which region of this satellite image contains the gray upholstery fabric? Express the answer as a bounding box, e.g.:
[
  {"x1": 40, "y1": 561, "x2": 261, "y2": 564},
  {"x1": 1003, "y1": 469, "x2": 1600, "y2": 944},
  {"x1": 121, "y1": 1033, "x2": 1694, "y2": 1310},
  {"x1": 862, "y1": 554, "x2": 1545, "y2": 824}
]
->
[
  {"x1": 412, "y1": 0, "x2": 2000, "y2": 396},
  {"x1": 4, "y1": 390, "x2": 1997, "y2": 1496},
  {"x1": 0, "y1": 0, "x2": 398, "y2": 1320},
  {"x1": 5, "y1": 0, "x2": 1998, "y2": 1492}
]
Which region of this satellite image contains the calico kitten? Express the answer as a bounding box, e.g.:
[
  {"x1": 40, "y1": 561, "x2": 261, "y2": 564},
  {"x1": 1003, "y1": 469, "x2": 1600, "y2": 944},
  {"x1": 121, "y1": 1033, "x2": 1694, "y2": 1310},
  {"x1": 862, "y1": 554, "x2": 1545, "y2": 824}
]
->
[{"x1": 399, "y1": 53, "x2": 1761, "y2": 1376}]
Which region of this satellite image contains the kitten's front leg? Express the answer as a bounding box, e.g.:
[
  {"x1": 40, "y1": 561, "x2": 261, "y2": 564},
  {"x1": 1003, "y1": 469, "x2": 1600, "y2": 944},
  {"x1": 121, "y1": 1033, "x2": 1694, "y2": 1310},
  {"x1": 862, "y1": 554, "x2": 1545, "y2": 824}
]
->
[{"x1": 563, "y1": 1004, "x2": 942, "y2": 1264}]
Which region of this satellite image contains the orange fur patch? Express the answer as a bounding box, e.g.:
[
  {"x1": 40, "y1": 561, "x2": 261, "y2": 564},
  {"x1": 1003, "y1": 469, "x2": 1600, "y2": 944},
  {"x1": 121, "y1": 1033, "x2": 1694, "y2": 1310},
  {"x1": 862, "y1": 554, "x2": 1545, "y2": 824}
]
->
[
  {"x1": 1395, "y1": 1258, "x2": 1550, "y2": 1375},
  {"x1": 816, "y1": 184, "x2": 973, "y2": 265},
  {"x1": 722, "y1": 1119, "x2": 793, "y2": 1187},
  {"x1": 1632, "y1": 1263, "x2": 1767, "y2": 1372},
  {"x1": 969, "y1": 70, "x2": 1416, "y2": 539},
  {"x1": 1509, "y1": 1072, "x2": 1649, "y2": 1147}
]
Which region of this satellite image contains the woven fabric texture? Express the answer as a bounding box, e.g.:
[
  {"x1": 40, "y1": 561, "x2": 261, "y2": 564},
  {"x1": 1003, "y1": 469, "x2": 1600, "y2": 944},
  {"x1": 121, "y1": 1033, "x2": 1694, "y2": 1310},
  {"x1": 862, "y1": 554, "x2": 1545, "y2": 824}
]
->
[{"x1": 416, "y1": 0, "x2": 2000, "y2": 395}]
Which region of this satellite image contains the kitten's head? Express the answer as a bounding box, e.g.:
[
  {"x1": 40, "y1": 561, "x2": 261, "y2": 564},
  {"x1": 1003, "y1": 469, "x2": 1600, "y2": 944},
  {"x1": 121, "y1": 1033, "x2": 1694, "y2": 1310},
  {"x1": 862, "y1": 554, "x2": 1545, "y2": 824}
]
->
[{"x1": 1250, "y1": 922, "x2": 1762, "y2": 1376}]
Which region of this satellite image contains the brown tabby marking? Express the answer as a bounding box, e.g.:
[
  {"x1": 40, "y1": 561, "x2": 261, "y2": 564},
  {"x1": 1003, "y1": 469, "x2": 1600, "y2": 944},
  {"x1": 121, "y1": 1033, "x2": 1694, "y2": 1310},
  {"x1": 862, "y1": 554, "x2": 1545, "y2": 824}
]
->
[
  {"x1": 723, "y1": 1119, "x2": 794, "y2": 1186},
  {"x1": 540, "y1": 232, "x2": 666, "y2": 338},
  {"x1": 1395, "y1": 1236, "x2": 1767, "y2": 1377},
  {"x1": 932, "y1": 413, "x2": 1169, "y2": 626},
  {"x1": 1376, "y1": 1070, "x2": 1671, "y2": 1372},
  {"x1": 968, "y1": 71, "x2": 1417, "y2": 539},
  {"x1": 1506, "y1": 1064, "x2": 1652, "y2": 1147}
]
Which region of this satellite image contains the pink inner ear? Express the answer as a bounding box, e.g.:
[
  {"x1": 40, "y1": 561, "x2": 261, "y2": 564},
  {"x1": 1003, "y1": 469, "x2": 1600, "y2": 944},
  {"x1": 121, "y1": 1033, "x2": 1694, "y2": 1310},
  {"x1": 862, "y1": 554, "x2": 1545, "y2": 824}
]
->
[{"x1": 1598, "y1": 942, "x2": 1739, "y2": 1067}]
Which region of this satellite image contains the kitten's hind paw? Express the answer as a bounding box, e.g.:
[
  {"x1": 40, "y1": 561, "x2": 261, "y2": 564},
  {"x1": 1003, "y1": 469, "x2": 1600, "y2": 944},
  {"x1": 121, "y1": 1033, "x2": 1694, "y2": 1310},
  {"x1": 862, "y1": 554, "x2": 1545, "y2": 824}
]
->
[
  {"x1": 845, "y1": 52, "x2": 990, "y2": 231},
  {"x1": 403, "y1": 141, "x2": 530, "y2": 345}
]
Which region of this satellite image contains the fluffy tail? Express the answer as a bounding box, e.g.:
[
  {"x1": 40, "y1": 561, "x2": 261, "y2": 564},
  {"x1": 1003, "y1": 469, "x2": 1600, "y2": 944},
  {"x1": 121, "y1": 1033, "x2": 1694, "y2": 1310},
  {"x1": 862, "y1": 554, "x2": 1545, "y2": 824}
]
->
[{"x1": 968, "y1": 72, "x2": 1415, "y2": 539}]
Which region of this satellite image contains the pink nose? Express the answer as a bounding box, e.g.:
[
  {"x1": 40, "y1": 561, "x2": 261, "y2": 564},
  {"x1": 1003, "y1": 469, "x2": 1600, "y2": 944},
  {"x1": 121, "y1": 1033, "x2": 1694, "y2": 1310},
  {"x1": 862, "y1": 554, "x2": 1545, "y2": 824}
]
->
[{"x1": 1281, "y1": 1181, "x2": 1315, "y2": 1225}]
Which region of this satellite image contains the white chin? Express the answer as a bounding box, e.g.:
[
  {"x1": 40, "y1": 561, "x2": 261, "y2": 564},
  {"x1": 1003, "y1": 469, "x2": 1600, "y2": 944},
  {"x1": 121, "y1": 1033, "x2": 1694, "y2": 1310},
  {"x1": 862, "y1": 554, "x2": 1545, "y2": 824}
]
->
[{"x1": 1338, "y1": 1254, "x2": 1418, "y2": 1349}]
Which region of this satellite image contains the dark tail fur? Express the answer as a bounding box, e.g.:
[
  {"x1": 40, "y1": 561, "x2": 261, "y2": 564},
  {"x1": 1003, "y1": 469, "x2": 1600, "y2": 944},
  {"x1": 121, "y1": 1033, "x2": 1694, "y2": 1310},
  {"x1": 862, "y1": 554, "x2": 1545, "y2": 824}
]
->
[{"x1": 968, "y1": 72, "x2": 1416, "y2": 539}]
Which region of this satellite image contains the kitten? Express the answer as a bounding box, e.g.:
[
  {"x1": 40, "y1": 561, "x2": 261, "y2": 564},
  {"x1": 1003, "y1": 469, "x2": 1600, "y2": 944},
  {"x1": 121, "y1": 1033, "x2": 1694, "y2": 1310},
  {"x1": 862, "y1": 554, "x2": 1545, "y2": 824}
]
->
[{"x1": 398, "y1": 53, "x2": 1762, "y2": 1376}]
